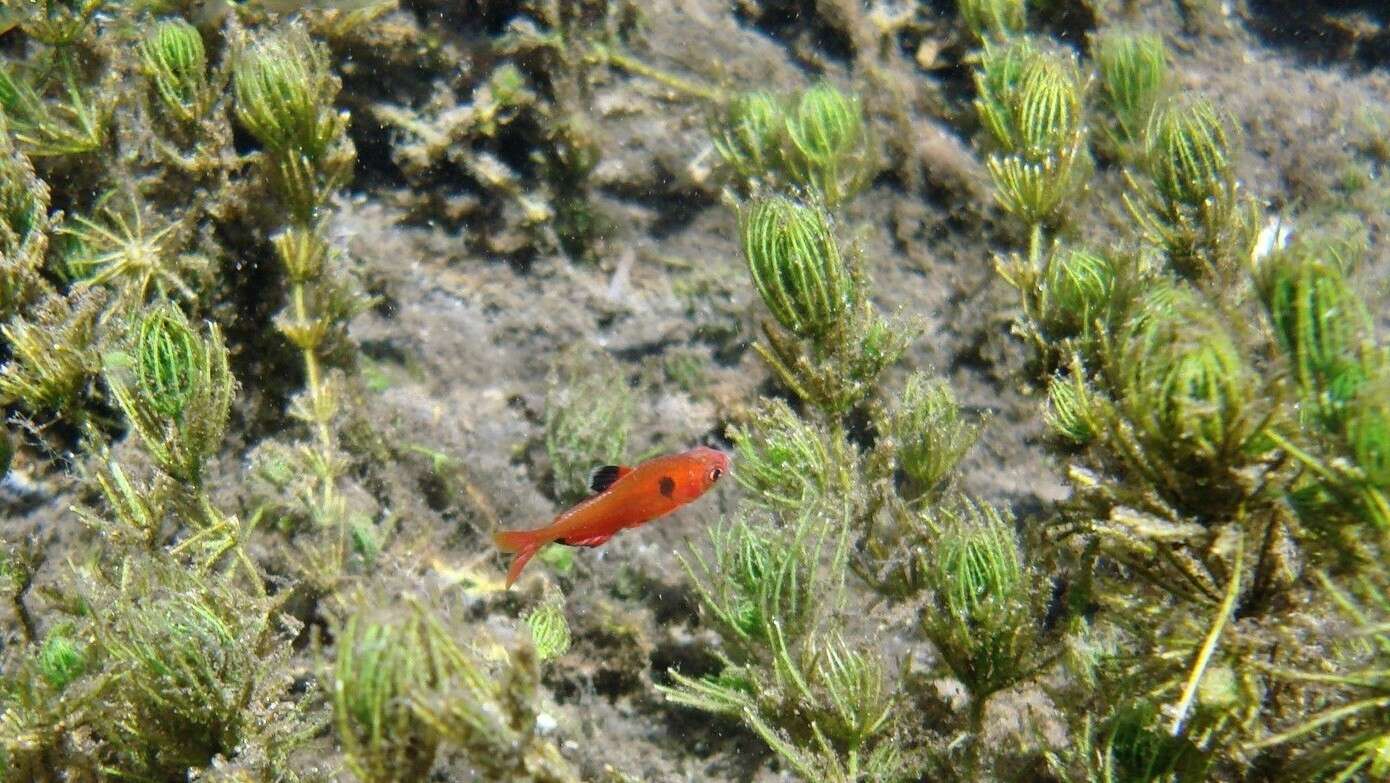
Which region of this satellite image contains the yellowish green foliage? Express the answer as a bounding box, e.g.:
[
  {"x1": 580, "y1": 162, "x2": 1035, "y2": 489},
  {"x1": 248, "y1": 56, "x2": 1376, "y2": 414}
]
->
[
  {"x1": 976, "y1": 39, "x2": 1090, "y2": 231},
  {"x1": 1092, "y1": 30, "x2": 1169, "y2": 156},
  {"x1": 958, "y1": 0, "x2": 1028, "y2": 42},
  {"x1": 0, "y1": 289, "x2": 103, "y2": 422},
  {"x1": 105, "y1": 304, "x2": 234, "y2": 487},
  {"x1": 713, "y1": 83, "x2": 874, "y2": 207},
  {"x1": 544, "y1": 354, "x2": 634, "y2": 503},
  {"x1": 741, "y1": 196, "x2": 853, "y2": 342},
  {"x1": 141, "y1": 19, "x2": 213, "y2": 127},
  {"x1": 334, "y1": 603, "x2": 582, "y2": 783},
  {"x1": 525, "y1": 596, "x2": 573, "y2": 662},
  {"x1": 1124, "y1": 96, "x2": 1257, "y2": 285}
]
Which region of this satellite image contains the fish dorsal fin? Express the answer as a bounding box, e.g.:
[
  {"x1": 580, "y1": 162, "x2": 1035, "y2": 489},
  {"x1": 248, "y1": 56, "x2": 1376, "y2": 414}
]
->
[{"x1": 589, "y1": 465, "x2": 633, "y2": 494}]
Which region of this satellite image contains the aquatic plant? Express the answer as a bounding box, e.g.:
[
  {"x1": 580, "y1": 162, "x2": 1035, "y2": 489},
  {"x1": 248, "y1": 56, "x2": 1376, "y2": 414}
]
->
[
  {"x1": 105, "y1": 304, "x2": 233, "y2": 488},
  {"x1": 664, "y1": 508, "x2": 903, "y2": 782},
  {"x1": 919, "y1": 499, "x2": 1043, "y2": 705},
  {"x1": 36, "y1": 628, "x2": 86, "y2": 690},
  {"x1": 782, "y1": 83, "x2": 875, "y2": 207},
  {"x1": 231, "y1": 22, "x2": 369, "y2": 588},
  {"x1": 0, "y1": 289, "x2": 104, "y2": 425},
  {"x1": 976, "y1": 39, "x2": 1090, "y2": 233},
  {"x1": 544, "y1": 354, "x2": 634, "y2": 503},
  {"x1": 525, "y1": 596, "x2": 572, "y2": 662},
  {"x1": 388, "y1": 604, "x2": 583, "y2": 782},
  {"x1": 0, "y1": 59, "x2": 107, "y2": 158},
  {"x1": 1256, "y1": 236, "x2": 1378, "y2": 433},
  {"x1": 739, "y1": 194, "x2": 908, "y2": 419},
  {"x1": 61, "y1": 192, "x2": 205, "y2": 310},
  {"x1": 0, "y1": 553, "x2": 314, "y2": 781},
  {"x1": 1253, "y1": 571, "x2": 1390, "y2": 781},
  {"x1": 1124, "y1": 96, "x2": 1256, "y2": 286},
  {"x1": 712, "y1": 91, "x2": 785, "y2": 190},
  {"x1": 11, "y1": 0, "x2": 105, "y2": 47},
  {"x1": 727, "y1": 397, "x2": 847, "y2": 512},
  {"x1": 741, "y1": 195, "x2": 853, "y2": 342},
  {"x1": 332, "y1": 610, "x2": 444, "y2": 782},
  {"x1": 140, "y1": 19, "x2": 213, "y2": 128},
  {"x1": 0, "y1": 115, "x2": 50, "y2": 319},
  {"x1": 1092, "y1": 30, "x2": 1169, "y2": 157},
  {"x1": 958, "y1": 0, "x2": 1028, "y2": 42},
  {"x1": 889, "y1": 372, "x2": 981, "y2": 501}
]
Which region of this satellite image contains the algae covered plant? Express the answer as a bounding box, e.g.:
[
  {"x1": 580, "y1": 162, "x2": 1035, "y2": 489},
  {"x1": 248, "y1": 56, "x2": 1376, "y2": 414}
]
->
[{"x1": 1, "y1": 0, "x2": 1389, "y2": 780}]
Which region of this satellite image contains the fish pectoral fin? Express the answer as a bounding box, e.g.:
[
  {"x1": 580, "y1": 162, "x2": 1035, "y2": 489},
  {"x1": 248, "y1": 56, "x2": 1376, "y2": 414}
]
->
[
  {"x1": 588, "y1": 465, "x2": 634, "y2": 494},
  {"x1": 555, "y1": 532, "x2": 613, "y2": 548}
]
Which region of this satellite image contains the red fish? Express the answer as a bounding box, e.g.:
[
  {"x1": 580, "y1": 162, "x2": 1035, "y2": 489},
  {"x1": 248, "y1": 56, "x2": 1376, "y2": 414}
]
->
[{"x1": 493, "y1": 446, "x2": 731, "y2": 588}]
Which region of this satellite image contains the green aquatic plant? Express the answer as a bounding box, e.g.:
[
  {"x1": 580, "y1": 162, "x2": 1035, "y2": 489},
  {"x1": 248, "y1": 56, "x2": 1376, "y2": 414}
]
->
[
  {"x1": 1145, "y1": 97, "x2": 1231, "y2": 209},
  {"x1": 1117, "y1": 293, "x2": 1261, "y2": 469},
  {"x1": 728, "y1": 397, "x2": 847, "y2": 512},
  {"x1": 332, "y1": 610, "x2": 444, "y2": 783},
  {"x1": 1346, "y1": 383, "x2": 1390, "y2": 489},
  {"x1": 782, "y1": 83, "x2": 874, "y2": 207},
  {"x1": 742, "y1": 195, "x2": 853, "y2": 342},
  {"x1": 234, "y1": 28, "x2": 342, "y2": 161},
  {"x1": 980, "y1": 40, "x2": 1097, "y2": 374},
  {"x1": 920, "y1": 499, "x2": 1043, "y2": 703},
  {"x1": 676, "y1": 511, "x2": 822, "y2": 647},
  {"x1": 101, "y1": 595, "x2": 254, "y2": 774},
  {"x1": 61, "y1": 193, "x2": 204, "y2": 308},
  {"x1": 0, "y1": 115, "x2": 50, "y2": 319},
  {"x1": 234, "y1": 24, "x2": 353, "y2": 223},
  {"x1": 708, "y1": 84, "x2": 872, "y2": 207},
  {"x1": 37, "y1": 629, "x2": 86, "y2": 691},
  {"x1": 739, "y1": 195, "x2": 906, "y2": 419},
  {"x1": 1125, "y1": 96, "x2": 1256, "y2": 285},
  {"x1": 1256, "y1": 238, "x2": 1377, "y2": 433},
  {"x1": 1037, "y1": 247, "x2": 1118, "y2": 343},
  {"x1": 49, "y1": 559, "x2": 315, "y2": 782},
  {"x1": 665, "y1": 507, "x2": 901, "y2": 781},
  {"x1": 1093, "y1": 30, "x2": 1169, "y2": 155},
  {"x1": 400, "y1": 606, "x2": 583, "y2": 782},
  {"x1": 524, "y1": 596, "x2": 572, "y2": 662},
  {"x1": 232, "y1": 22, "x2": 366, "y2": 588},
  {"x1": 544, "y1": 354, "x2": 634, "y2": 504},
  {"x1": 141, "y1": 19, "x2": 212, "y2": 127},
  {"x1": 1253, "y1": 571, "x2": 1390, "y2": 781},
  {"x1": 0, "y1": 289, "x2": 104, "y2": 422},
  {"x1": 888, "y1": 372, "x2": 981, "y2": 501},
  {"x1": 976, "y1": 39, "x2": 1089, "y2": 231},
  {"x1": 1045, "y1": 365, "x2": 1100, "y2": 446},
  {"x1": 13, "y1": 0, "x2": 105, "y2": 46},
  {"x1": 712, "y1": 91, "x2": 785, "y2": 190},
  {"x1": 105, "y1": 304, "x2": 234, "y2": 487},
  {"x1": 958, "y1": 0, "x2": 1028, "y2": 42},
  {"x1": 1049, "y1": 700, "x2": 1211, "y2": 781},
  {"x1": 0, "y1": 59, "x2": 106, "y2": 158}
]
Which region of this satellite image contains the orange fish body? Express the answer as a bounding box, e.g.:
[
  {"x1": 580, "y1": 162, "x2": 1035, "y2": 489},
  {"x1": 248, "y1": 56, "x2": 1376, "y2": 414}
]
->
[{"x1": 493, "y1": 446, "x2": 730, "y2": 588}]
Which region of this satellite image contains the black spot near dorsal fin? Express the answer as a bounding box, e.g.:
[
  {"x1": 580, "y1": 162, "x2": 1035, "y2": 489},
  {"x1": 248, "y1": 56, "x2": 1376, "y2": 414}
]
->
[
  {"x1": 658, "y1": 476, "x2": 676, "y2": 498},
  {"x1": 589, "y1": 465, "x2": 633, "y2": 494}
]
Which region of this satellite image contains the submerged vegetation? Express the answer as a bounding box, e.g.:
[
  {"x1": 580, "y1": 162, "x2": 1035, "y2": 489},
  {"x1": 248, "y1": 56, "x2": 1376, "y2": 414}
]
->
[{"x1": 0, "y1": 0, "x2": 1387, "y2": 781}]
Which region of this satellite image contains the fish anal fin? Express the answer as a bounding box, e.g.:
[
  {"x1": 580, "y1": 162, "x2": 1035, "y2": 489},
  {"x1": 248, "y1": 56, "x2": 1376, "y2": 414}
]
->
[
  {"x1": 588, "y1": 465, "x2": 633, "y2": 494},
  {"x1": 555, "y1": 532, "x2": 613, "y2": 548}
]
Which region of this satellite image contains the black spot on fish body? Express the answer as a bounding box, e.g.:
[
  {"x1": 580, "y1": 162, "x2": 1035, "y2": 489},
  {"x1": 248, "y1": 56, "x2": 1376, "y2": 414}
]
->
[{"x1": 659, "y1": 476, "x2": 676, "y2": 498}]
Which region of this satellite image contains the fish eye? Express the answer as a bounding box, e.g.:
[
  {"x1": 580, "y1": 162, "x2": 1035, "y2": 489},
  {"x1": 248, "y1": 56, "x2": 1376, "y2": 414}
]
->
[{"x1": 709, "y1": 467, "x2": 723, "y2": 482}]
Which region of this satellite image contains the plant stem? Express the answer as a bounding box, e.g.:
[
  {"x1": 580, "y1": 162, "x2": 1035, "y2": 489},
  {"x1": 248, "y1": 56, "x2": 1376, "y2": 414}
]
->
[
  {"x1": 1171, "y1": 529, "x2": 1244, "y2": 737},
  {"x1": 590, "y1": 44, "x2": 725, "y2": 103},
  {"x1": 1027, "y1": 222, "x2": 1044, "y2": 272}
]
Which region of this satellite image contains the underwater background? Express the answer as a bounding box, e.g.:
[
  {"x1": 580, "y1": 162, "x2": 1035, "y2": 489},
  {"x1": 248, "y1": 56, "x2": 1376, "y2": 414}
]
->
[{"x1": 1, "y1": 0, "x2": 1390, "y2": 780}]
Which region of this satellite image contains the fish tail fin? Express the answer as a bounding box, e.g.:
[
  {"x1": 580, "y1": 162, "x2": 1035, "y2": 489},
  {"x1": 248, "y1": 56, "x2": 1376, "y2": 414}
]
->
[{"x1": 492, "y1": 530, "x2": 545, "y2": 589}]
